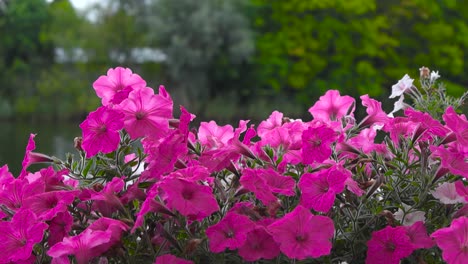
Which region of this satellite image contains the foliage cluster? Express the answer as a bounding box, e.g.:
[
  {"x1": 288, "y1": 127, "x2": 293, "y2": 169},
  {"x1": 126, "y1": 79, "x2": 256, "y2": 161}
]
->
[{"x1": 1, "y1": 0, "x2": 468, "y2": 121}]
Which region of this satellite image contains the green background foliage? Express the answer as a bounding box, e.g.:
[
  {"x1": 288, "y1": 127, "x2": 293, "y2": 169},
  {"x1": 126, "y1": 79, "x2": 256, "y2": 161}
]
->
[{"x1": 0, "y1": 0, "x2": 466, "y2": 122}]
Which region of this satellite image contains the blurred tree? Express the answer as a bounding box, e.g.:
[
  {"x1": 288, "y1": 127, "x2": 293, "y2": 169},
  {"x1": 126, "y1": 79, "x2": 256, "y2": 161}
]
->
[
  {"x1": 142, "y1": 0, "x2": 255, "y2": 115},
  {"x1": 0, "y1": 0, "x2": 52, "y2": 113},
  {"x1": 251, "y1": 0, "x2": 468, "y2": 108}
]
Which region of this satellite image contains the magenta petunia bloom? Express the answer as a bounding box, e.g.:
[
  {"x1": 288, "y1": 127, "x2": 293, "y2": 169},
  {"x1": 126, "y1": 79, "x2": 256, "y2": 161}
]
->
[
  {"x1": 81, "y1": 177, "x2": 125, "y2": 217},
  {"x1": 141, "y1": 131, "x2": 188, "y2": 180},
  {"x1": 298, "y1": 165, "x2": 349, "y2": 212},
  {"x1": 366, "y1": 225, "x2": 414, "y2": 264},
  {"x1": 0, "y1": 178, "x2": 45, "y2": 211},
  {"x1": 48, "y1": 229, "x2": 112, "y2": 264},
  {"x1": 431, "y1": 145, "x2": 468, "y2": 178},
  {"x1": 0, "y1": 165, "x2": 14, "y2": 187},
  {"x1": 238, "y1": 226, "x2": 280, "y2": 261},
  {"x1": 257, "y1": 111, "x2": 283, "y2": 139},
  {"x1": 93, "y1": 67, "x2": 146, "y2": 106},
  {"x1": 0, "y1": 210, "x2": 48, "y2": 263},
  {"x1": 117, "y1": 86, "x2": 173, "y2": 140},
  {"x1": 154, "y1": 254, "x2": 193, "y2": 264},
  {"x1": 79, "y1": 106, "x2": 124, "y2": 158},
  {"x1": 206, "y1": 212, "x2": 255, "y2": 253},
  {"x1": 267, "y1": 205, "x2": 334, "y2": 260},
  {"x1": 301, "y1": 124, "x2": 337, "y2": 164},
  {"x1": 87, "y1": 217, "x2": 129, "y2": 254},
  {"x1": 198, "y1": 121, "x2": 234, "y2": 149},
  {"x1": 160, "y1": 178, "x2": 219, "y2": 220},
  {"x1": 240, "y1": 168, "x2": 277, "y2": 205},
  {"x1": 404, "y1": 221, "x2": 435, "y2": 249},
  {"x1": 22, "y1": 190, "x2": 78, "y2": 221},
  {"x1": 443, "y1": 106, "x2": 468, "y2": 146},
  {"x1": 48, "y1": 212, "x2": 73, "y2": 246},
  {"x1": 431, "y1": 216, "x2": 468, "y2": 264},
  {"x1": 19, "y1": 134, "x2": 54, "y2": 178},
  {"x1": 308, "y1": 90, "x2": 355, "y2": 122},
  {"x1": 359, "y1": 95, "x2": 390, "y2": 128}
]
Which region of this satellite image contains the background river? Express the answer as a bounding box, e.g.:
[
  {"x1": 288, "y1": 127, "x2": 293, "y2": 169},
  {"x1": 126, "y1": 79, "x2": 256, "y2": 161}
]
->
[{"x1": 0, "y1": 121, "x2": 80, "y2": 176}]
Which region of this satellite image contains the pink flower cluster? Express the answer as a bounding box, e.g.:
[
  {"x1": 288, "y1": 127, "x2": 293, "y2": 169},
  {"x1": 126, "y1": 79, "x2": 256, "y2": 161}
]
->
[{"x1": 0, "y1": 67, "x2": 467, "y2": 263}]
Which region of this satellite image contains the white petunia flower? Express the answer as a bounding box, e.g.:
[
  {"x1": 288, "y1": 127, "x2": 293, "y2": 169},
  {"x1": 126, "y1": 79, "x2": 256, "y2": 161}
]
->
[
  {"x1": 390, "y1": 74, "x2": 414, "y2": 99},
  {"x1": 430, "y1": 71, "x2": 440, "y2": 82},
  {"x1": 394, "y1": 204, "x2": 426, "y2": 226},
  {"x1": 431, "y1": 182, "x2": 466, "y2": 204}
]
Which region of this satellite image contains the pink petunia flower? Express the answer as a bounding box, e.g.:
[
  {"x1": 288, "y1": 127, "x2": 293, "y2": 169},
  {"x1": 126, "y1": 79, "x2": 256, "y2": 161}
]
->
[
  {"x1": 79, "y1": 106, "x2": 124, "y2": 158},
  {"x1": 0, "y1": 165, "x2": 14, "y2": 187},
  {"x1": 308, "y1": 90, "x2": 355, "y2": 122},
  {"x1": 160, "y1": 178, "x2": 219, "y2": 220},
  {"x1": 431, "y1": 216, "x2": 468, "y2": 264},
  {"x1": 443, "y1": 106, "x2": 468, "y2": 146},
  {"x1": 301, "y1": 124, "x2": 337, "y2": 164},
  {"x1": 0, "y1": 178, "x2": 45, "y2": 211},
  {"x1": 198, "y1": 121, "x2": 234, "y2": 149},
  {"x1": 81, "y1": 177, "x2": 125, "y2": 217},
  {"x1": 359, "y1": 95, "x2": 390, "y2": 128},
  {"x1": 87, "y1": 217, "x2": 129, "y2": 254},
  {"x1": 238, "y1": 226, "x2": 280, "y2": 261},
  {"x1": 116, "y1": 86, "x2": 173, "y2": 140},
  {"x1": 240, "y1": 168, "x2": 277, "y2": 205},
  {"x1": 23, "y1": 190, "x2": 78, "y2": 221},
  {"x1": 154, "y1": 254, "x2": 193, "y2": 264},
  {"x1": 430, "y1": 145, "x2": 468, "y2": 178},
  {"x1": 298, "y1": 165, "x2": 349, "y2": 212},
  {"x1": 404, "y1": 221, "x2": 435, "y2": 249},
  {"x1": 19, "y1": 134, "x2": 54, "y2": 179},
  {"x1": 48, "y1": 229, "x2": 112, "y2": 264},
  {"x1": 0, "y1": 210, "x2": 48, "y2": 263},
  {"x1": 206, "y1": 212, "x2": 255, "y2": 253},
  {"x1": 93, "y1": 67, "x2": 146, "y2": 106},
  {"x1": 141, "y1": 131, "x2": 188, "y2": 181},
  {"x1": 48, "y1": 212, "x2": 73, "y2": 246},
  {"x1": 267, "y1": 205, "x2": 334, "y2": 260},
  {"x1": 366, "y1": 225, "x2": 414, "y2": 264}
]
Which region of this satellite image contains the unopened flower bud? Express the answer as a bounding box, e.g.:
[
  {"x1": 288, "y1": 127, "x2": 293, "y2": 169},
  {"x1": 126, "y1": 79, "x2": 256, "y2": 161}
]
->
[
  {"x1": 74, "y1": 137, "x2": 83, "y2": 151},
  {"x1": 419, "y1": 66, "x2": 430, "y2": 79}
]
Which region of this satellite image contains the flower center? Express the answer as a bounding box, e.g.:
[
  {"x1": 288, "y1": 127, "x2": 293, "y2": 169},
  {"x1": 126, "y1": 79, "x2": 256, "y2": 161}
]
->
[
  {"x1": 136, "y1": 111, "x2": 146, "y2": 120},
  {"x1": 295, "y1": 234, "x2": 307, "y2": 242},
  {"x1": 385, "y1": 242, "x2": 396, "y2": 252},
  {"x1": 182, "y1": 190, "x2": 193, "y2": 200}
]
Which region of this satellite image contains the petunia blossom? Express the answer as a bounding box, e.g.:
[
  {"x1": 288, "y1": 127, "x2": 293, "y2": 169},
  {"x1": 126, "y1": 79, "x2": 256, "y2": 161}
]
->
[
  {"x1": 206, "y1": 212, "x2": 255, "y2": 253},
  {"x1": 431, "y1": 216, "x2": 468, "y2": 264},
  {"x1": 301, "y1": 124, "x2": 337, "y2": 164},
  {"x1": 154, "y1": 254, "x2": 193, "y2": 264},
  {"x1": 47, "y1": 229, "x2": 112, "y2": 264},
  {"x1": 160, "y1": 178, "x2": 219, "y2": 220},
  {"x1": 267, "y1": 205, "x2": 334, "y2": 260},
  {"x1": 308, "y1": 90, "x2": 355, "y2": 122},
  {"x1": 298, "y1": 165, "x2": 349, "y2": 212},
  {"x1": 389, "y1": 74, "x2": 414, "y2": 98},
  {"x1": 366, "y1": 225, "x2": 414, "y2": 264},
  {"x1": 79, "y1": 106, "x2": 124, "y2": 158},
  {"x1": 431, "y1": 182, "x2": 466, "y2": 204},
  {"x1": 238, "y1": 226, "x2": 280, "y2": 261},
  {"x1": 93, "y1": 67, "x2": 146, "y2": 106},
  {"x1": 19, "y1": 134, "x2": 54, "y2": 179},
  {"x1": 359, "y1": 95, "x2": 390, "y2": 128},
  {"x1": 0, "y1": 210, "x2": 48, "y2": 263},
  {"x1": 198, "y1": 121, "x2": 234, "y2": 149},
  {"x1": 404, "y1": 221, "x2": 434, "y2": 249},
  {"x1": 116, "y1": 86, "x2": 173, "y2": 140},
  {"x1": 22, "y1": 190, "x2": 78, "y2": 221}
]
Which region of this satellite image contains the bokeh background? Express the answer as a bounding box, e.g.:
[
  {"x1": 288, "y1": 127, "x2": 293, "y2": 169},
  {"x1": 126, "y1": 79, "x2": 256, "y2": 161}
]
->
[{"x1": 1, "y1": 0, "x2": 467, "y2": 174}]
